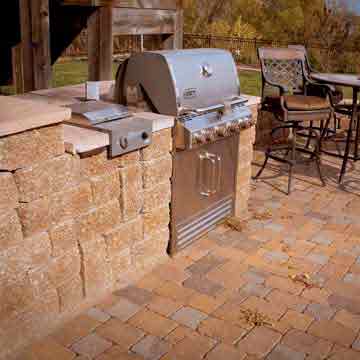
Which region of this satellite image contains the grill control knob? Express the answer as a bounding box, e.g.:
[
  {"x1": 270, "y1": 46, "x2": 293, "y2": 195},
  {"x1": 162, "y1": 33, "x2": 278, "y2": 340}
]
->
[
  {"x1": 215, "y1": 126, "x2": 227, "y2": 137},
  {"x1": 193, "y1": 132, "x2": 207, "y2": 144},
  {"x1": 119, "y1": 136, "x2": 128, "y2": 149},
  {"x1": 205, "y1": 129, "x2": 216, "y2": 142},
  {"x1": 228, "y1": 122, "x2": 238, "y2": 133}
]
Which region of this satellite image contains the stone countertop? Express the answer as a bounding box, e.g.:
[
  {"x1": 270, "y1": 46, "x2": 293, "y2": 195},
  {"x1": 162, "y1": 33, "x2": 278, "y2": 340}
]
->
[
  {"x1": 0, "y1": 96, "x2": 71, "y2": 138},
  {"x1": 13, "y1": 81, "x2": 175, "y2": 155},
  {"x1": 64, "y1": 112, "x2": 174, "y2": 155}
]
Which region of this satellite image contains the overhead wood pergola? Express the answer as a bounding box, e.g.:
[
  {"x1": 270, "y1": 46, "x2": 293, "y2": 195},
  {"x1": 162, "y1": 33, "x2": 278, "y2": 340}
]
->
[{"x1": 10, "y1": 0, "x2": 183, "y2": 93}]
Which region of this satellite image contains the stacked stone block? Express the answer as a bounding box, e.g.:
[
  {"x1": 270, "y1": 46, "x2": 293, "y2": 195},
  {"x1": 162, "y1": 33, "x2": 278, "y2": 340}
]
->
[
  {"x1": 0, "y1": 124, "x2": 172, "y2": 359},
  {"x1": 235, "y1": 103, "x2": 257, "y2": 218}
]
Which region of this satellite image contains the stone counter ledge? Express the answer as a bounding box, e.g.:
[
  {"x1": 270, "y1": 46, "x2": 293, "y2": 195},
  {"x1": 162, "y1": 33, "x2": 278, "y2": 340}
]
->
[{"x1": 0, "y1": 95, "x2": 71, "y2": 138}]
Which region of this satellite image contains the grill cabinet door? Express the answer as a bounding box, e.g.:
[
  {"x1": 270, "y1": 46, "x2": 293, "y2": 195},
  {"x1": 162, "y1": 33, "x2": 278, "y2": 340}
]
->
[{"x1": 170, "y1": 135, "x2": 239, "y2": 254}]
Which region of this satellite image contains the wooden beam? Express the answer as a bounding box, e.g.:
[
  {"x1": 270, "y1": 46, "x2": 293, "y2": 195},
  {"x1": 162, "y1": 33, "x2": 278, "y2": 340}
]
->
[
  {"x1": 31, "y1": 0, "x2": 52, "y2": 89},
  {"x1": 19, "y1": 0, "x2": 35, "y2": 92},
  {"x1": 162, "y1": 0, "x2": 183, "y2": 49},
  {"x1": 12, "y1": 45, "x2": 25, "y2": 94},
  {"x1": 88, "y1": 7, "x2": 113, "y2": 81},
  {"x1": 61, "y1": 0, "x2": 177, "y2": 10},
  {"x1": 19, "y1": 0, "x2": 52, "y2": 92},
  {"x1": 174, "y1": 0, "x2": 183, "y2": 48},
  {"x1": 113, "y1": 9, "x2": 175, "y2": 35}
]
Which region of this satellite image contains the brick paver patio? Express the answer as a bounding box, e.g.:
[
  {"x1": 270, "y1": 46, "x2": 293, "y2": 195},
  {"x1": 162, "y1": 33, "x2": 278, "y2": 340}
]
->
[{"x1": 21, "y1": 151, "x2": 360, "y2": 359}]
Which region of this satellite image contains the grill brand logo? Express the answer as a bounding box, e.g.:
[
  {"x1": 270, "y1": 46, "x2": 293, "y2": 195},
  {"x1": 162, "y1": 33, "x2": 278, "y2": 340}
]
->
[{"x1": 183, "y1": 88, "x2": 197, "y2": 100}]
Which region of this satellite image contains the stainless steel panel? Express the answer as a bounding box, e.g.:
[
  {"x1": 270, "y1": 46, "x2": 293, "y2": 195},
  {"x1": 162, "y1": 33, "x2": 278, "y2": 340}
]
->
[
  {"x1": 96, "y1": 116, "x2": 152, "y2": 157},
  {"x1": 170, "y1": 135, "x2": 239, "y2": 254},
  {"x1": 116, "y1": 49, "x2": 240, "y2": 116}
]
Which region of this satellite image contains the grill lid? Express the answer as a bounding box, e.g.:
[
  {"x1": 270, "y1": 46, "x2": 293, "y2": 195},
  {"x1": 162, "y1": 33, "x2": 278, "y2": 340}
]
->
[{"x1": 115, "y1": 49, "x2": 240, "y2": 116}]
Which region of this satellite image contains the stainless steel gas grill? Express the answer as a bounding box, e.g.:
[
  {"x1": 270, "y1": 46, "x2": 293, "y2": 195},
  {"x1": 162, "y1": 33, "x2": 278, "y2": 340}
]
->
[{"x1": 115, "y1": 49, "x2": 254, "y2": 254}]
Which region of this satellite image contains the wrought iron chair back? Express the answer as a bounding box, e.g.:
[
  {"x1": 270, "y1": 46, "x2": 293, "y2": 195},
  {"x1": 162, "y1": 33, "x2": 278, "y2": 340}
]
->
[{"x1": 258, "y1": 48, "x2": 307, "y2": 101}]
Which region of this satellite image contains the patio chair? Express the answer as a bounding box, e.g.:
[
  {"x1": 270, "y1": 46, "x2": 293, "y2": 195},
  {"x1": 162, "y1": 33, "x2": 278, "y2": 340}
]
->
[
  {"x1": 289, "y1": 45, "x2": 344, "y2": 132},
  {"x1": 254, "y1": 47, "x2": 334, "y2": 194}
]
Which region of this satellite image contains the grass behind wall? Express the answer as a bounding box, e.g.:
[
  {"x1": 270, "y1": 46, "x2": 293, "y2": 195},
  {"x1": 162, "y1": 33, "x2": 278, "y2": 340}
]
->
[
  {"x1": 0, "y1": 59, "x2": 352, "y2": 99},
  {"x1": 0, "y1": 60, "x2": 263, "y2": 97}
]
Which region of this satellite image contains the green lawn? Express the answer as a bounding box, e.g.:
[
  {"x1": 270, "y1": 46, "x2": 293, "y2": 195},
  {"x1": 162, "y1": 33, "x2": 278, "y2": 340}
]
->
[
  {"x1": 0, "y1": 60, "x2": 262, "y2": 97},
  {"x1": 1, "y1": 59, "x2": 351, "y2": 100}
]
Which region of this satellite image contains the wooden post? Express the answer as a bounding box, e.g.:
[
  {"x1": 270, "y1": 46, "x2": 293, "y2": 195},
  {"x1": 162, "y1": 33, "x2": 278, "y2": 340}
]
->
[
  {"x1": 19, "y1": 0, "x2": 52, "y2": 92},
  {"x1": 174, "y1": 0, "x2": 184, "y2": 49},
  {"x1": 88, "y1": 7, "x2": 113, "y2": 81},
  {"x1": 12, "y1": 45, "x2": 25, "y2": 94},
  {"x1": 162, "y1": 0, "x2": 183, "y2": 50},
  {"x1": 31, "y1": 0, "x2": 52, "y2": 89},
  {"x1": 19, "y1": 0, "x2": 35, "y2": 92}
]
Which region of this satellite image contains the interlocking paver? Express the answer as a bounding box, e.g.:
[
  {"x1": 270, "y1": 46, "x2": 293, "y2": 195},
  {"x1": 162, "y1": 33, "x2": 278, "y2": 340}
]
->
[
  {"x1": 186, "y1": 254, "x2": 227, "y2": 276},
  {"x1": 106, "y1": 298, "x2": 141, "y2": 321},
  {"x1": 265, "y1": 275, "x2": 304, "y2": 295},
  {"x1": 266, "y1": 289, "x2": 308, "y2": 312},
  {"x1": 51, "y1": 314, "x2": 101, "y2": 348},
  {"x1": 166, "y1": 333, "x2": 217, "y2": 359},
  {"x1": 306, "y1": 252, "x2": 330, "y2": 266},
  {"x1": 70, "y1": 333, "x2": 112, "y2": 359},
  {"x1": 171, "y1": 306, "x2": 208, "y2": 329},
  {"x1": 96, "y1": 346, "x2": 143, "y2": 360},
  {"x1": 128, "y1": 309, "x2": 178, "y2": 338},
  {"x1": 281, "y1": 329, "x2": 333, "y2": 358},
  {"x1": 95, "y1": 319, "x2": 145, "y2": 349},
  {"x1": 187, "y1": 293, "x2": 225, "y2": 314},
  {"x1": 267, "y1": 344, "x2": 306, "y2": 360},
  {"x1": 328, "y1": 344, "x2": 360, "y2": 360},
  {"x1": 334, "y1": 309, "x2": 360, "y2": 333},
  {"x1": 343, "y1": 273, "x2": 360, "y2": 286},
  {"x1": 86, "y1": 307, "x2": 111, "y2": 323},
  {"x1": 198, "y1": 316, "x2": 247, "y2": 345},
  {"x1": 205, "y1": 343, "x2": 246, "y2": 360},
  {"x1": 305, "y1": 302, "x2": 336, "y2": 321},
  {"x1": 131, "y1": 335, "x2": 170, "y2": 360},
  {"x1": 236, "y1": 326, "x2": 281, "y2": 358},
  {"x1": 114, "y1": 285, "x2": 154, "y2": 306},
  {"x1": 146, "y1": 295, "x2": 182, "y2": 317},
  {"x1": 183, "y1": 275, "x2": 224, "y2": 296},
  {"x1": 278, "y1": 309, "x2": 314, "y2": 332},
  {"x1": 263, "y1": 250, "x2": 289, "y2": 263},
  {"x1": 242, "y1": 282, "x2": 272, "y2": 298},
  {"x1": 301, "y1": 287, "x2": 331, "y2": 304},
  {"x1": 328, "y1": 293, "x2": 360, "y2": 314},
  {"x1": 311, "y1": 231, "x2": 334, "y2": 246},
  {"x1": 308, "y1": 319, "x2": 357, "y2": 347},
  {"x1": 21, "y1": 339, "x2": 76, "y2": 360}
]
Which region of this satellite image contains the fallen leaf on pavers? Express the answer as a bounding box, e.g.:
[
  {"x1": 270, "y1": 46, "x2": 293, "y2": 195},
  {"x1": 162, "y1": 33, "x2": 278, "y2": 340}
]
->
[
  {"x1": 253, "y1": 210, "x2": 272, "y2": 221},
  {"x1": 289, "y1": 273, "x2": 318, "y2": 288},
  {"x1": 239, "y1": 309, "x2": 273, "y2": 327},
  {"x1": 224, "y1": 217, "x2": 244, "y2": 232},
  {"x1": 281, "y1": 244, "x2": 291, "y2": 253},
  {"x1": 280, "y1": 214, "x2": 293, "y2": 220}
]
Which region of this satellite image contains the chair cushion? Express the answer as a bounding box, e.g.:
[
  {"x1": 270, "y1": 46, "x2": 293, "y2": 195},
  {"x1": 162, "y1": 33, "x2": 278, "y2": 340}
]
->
[{"x1": 284, "y1": 95, "x2": 330, "y2": 111}]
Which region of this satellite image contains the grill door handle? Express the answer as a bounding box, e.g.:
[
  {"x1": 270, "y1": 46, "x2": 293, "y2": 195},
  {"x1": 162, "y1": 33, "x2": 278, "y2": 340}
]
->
[{"x1": 198, "y1": 152, "x2": 221, "y2": 197}]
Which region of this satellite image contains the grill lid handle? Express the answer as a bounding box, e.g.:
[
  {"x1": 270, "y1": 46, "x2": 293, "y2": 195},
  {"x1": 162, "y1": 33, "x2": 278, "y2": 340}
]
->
[{"x1": 180, "y1": 96, "x2": 248, "y2": 116}]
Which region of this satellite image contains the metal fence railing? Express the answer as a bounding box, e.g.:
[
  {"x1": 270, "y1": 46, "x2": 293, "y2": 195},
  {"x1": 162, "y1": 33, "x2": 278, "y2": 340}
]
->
[{"x1": 63, "y1": 32, "x2": 360, "y2": 73}]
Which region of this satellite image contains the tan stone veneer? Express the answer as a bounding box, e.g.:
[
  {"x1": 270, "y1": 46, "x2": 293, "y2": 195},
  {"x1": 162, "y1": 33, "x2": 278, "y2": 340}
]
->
[
  {"x1": 0, "y1": 124, "x2": 172, "y2": 360},
  {"x1": 235, "y1": 102, "x2": 257, "y2": 218},
  {"x1": 0, "y1": 104, "x2": 256, "y2": 359}
]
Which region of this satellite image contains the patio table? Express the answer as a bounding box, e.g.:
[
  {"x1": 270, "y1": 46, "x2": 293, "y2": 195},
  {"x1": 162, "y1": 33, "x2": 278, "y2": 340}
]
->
[{"x1": 311, "y1": 73, "x2": 360, "y2": 184}]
